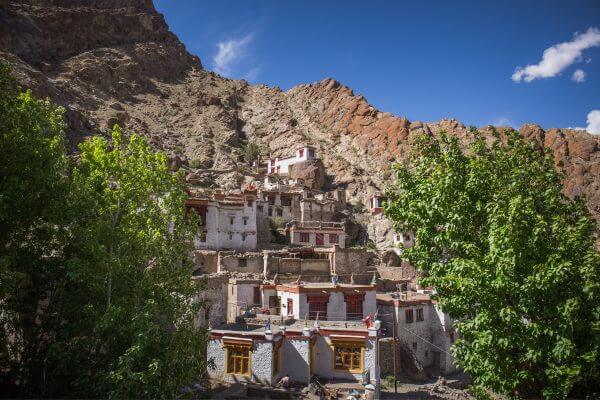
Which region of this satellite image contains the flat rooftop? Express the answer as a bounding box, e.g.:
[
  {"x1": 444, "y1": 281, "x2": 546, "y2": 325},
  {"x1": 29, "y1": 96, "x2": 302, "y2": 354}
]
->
[
  {"x1": 211, "y1": 315, "x2": 370, "y2": 335},
  {"x1": 377, "y1": 291, "x2": 434, "y2": 306}
]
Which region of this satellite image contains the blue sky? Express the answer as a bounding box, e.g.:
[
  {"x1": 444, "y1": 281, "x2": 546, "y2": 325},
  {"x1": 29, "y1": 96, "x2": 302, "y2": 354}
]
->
[{"x1": 155, "y1": 1, "x2": 600, "y2": 133}]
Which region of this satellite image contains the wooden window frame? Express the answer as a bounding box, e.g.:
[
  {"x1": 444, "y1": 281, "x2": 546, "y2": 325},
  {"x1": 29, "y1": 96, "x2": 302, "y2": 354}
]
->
[
  {"x1": 344, "y1": 294, "x2": 364, "y2": 321},
  {"x1": 308, "y1": 295, "x2": 328, "y2": 320},
  {"x1": 299, "y1": 232, "x2": 310, "y2": 243},
  {"x1": 405, "y1": 309, "x2": 414, "y2": 323},
  {"x1": 225, "y1": 344, "x2": 252, "y2": 376},
  {"x1": 331, "y1": 341, "x2": 365, "y2": 373},
  {"x1": 416, "y1": 308, "x2": 424, "y2": 322}
]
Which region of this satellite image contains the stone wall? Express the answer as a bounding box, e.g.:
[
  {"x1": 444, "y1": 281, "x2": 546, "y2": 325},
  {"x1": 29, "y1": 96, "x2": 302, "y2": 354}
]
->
[
  {"x1": 219, "y1": 252, "x2": 263, "y2": 274},
  {"x1": 193, "y1": 250, "x2": 218, "y2": 274},
  {"x1": 268, "y1": 256, "x2": 330, "y2": 276},
  {"x1": 379, "y1": 337, "x2": 399, "y2": 377},
  {"x1": 194, "y1": 274, "x2": 228, "y2": 328},
  {"x1": 333, "y1": 247, "x2": 372, "y2": 278}
]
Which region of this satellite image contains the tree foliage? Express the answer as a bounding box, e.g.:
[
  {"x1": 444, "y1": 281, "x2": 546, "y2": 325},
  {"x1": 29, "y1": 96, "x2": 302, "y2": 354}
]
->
[
  {"x1": 0, "y1": 64, "x2": 205, "y2": 398},
  {"x1": 242, "y1": 142, "x2": 263, "y2": 165},
  {"x1": 385, "y1": 129, "x2": 600, "y2": 399}
]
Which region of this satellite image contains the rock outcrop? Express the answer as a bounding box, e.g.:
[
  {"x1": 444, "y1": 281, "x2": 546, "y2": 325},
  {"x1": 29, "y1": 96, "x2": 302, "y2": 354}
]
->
[
  {"x1": 1, "y1": 0, "x2": 599, "y2": 241},
  {"x1": 288, "y1": 159, "x2": 326, "y2": 190}
]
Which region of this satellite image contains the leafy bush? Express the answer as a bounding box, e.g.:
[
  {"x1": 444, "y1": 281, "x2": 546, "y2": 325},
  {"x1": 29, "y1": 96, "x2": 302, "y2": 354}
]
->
[
  {"x1": 189, "y1": 158, "x2": 203, "y2": 169},
  {"x1": 242, "y1": 142, "x2": 263, "y2": 164}
]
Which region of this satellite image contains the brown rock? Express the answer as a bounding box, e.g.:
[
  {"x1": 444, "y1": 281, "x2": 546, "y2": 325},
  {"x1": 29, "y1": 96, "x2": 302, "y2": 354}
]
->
[{"x1": 288, "y1": 159, "x2": 326, "y2": 190}]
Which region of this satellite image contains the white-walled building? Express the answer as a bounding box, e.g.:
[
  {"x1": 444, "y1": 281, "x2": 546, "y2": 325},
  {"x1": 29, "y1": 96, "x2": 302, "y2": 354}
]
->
[
  {"x1": 185, "y1": 190, "x2": 269, "y2": 252},
  {"x1": 392, "y1": 231, "x2": 415, "y2": 255},
  {"x1": 260, "y1": 282, "x2": 377, "y2": 321},
  {"x1": 287, "y1": 221, "x2": 346, "y2": 248},
  {"x1": 370, "y1": 195, "x2": 387, "y2": 214},
  {"x1": 377, "y1": 292, "x2": 457, "y2": 374},
  {"x1": 267, "y1": 145, "x2": 316, "y2": 175},
  {"x1": 207, "y1": 317, "x2": 381, "y2": 391}
]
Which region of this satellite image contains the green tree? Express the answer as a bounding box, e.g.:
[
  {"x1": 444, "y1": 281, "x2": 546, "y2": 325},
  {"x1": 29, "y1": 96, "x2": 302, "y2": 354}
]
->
[
  {"x1": 0, "y1": 64, "x2": 206, "y2": 398},
  {"x1": 242, "y1": 142, "x2": 263, "y2": 165},
  {"x1": 385, "y1": 129, "x2": 600, "y2": 399},
  {"x1": 42, "y1": 126, "x2": 205, "y2": 398},
  {"x1": 0, "y1": 63, "x2": 68, "y2": 395}
]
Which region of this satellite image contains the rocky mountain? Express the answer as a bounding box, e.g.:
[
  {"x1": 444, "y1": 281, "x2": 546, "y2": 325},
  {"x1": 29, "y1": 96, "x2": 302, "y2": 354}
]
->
[{"x1": 1, "y1": 0, "x2": 599, "y2": 247}]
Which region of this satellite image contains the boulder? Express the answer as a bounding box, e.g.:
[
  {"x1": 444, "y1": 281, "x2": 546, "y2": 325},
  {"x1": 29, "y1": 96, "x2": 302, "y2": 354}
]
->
[{"x1": 288, "y1": 159, "x2": 326, "y2": 190}]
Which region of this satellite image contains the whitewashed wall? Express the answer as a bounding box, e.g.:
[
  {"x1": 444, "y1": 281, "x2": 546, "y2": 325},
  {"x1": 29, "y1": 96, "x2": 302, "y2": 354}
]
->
[{"x1": 281, "y1": 338, "x2": 311, "y2": 383}]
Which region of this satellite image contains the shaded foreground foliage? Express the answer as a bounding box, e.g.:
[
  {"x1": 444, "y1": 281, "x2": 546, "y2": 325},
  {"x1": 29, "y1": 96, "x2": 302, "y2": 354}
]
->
[
  {"x1": 385, "y1": 129, "x2": 600, "y2": 399},
  {"x1": 0, "y1": 64, "x2": 205, "y2": 398}
]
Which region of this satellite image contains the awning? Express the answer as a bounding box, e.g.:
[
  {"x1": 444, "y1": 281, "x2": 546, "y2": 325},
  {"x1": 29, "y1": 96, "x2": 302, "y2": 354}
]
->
[
  {"x1": 329, "y1": 334, "x2": 367, "y2": 345},
  {"x1": 222, "y1": 336, "x2": 253, "y2": 347}
]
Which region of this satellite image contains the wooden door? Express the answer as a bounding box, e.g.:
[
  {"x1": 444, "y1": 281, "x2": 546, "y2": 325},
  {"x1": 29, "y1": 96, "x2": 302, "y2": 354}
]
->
[{"x1": 316, "y1": 233, "x2": 324, "y2": 245}]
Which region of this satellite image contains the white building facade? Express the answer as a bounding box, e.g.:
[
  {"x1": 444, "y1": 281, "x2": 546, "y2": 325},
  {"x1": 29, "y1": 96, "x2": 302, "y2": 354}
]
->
[
  {"x1": 288, "y1": 221, "x2": 346, "y2": 248},
  {"x1": 377, "y1": 292, "x2": 457, "y2": 374},
  {"x1": 207, "y1": 319, "x2": 381, "y2": 391},
  {"x1": 267, "y1": 145, "x2": 316, "y2": 175},
  {"x1": 186, "y1": 191, "x2": 268, "y2": 252},
  {"x1": 261, "y1": 282, "x2": 377, "y2": 321}
]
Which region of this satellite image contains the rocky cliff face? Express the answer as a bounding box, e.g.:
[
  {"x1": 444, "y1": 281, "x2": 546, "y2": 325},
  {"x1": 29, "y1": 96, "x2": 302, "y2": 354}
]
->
[{"x1": 1, "y1": 0, "x2": 599, "y2": 244}]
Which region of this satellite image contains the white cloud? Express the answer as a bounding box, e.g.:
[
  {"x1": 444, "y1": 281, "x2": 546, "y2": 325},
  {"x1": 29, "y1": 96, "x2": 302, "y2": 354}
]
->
[
  {"x1": 512, "y1": 27, "x2": 600, "y2": 83},
  {"x1": 585, "y1": 110, "x2": 600, "y2": 134},
  {"x1": 213, "y1": 33, "x2": 254, "y2": 77},
  {"x1": 571, "y1": 69, "x2": 586, "y2": 82},
  {"x1": 242, "y1": 66, "x2": 262, "y2": 82}
]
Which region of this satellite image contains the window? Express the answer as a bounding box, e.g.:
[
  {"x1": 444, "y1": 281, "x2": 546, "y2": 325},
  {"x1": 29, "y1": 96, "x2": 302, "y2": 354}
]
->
[
  {"x1": 425, "y1": 350, "x2": 429, "y2": 358},
  {"x1": 228, "y1": 232, "x2": 233, "y2": 240},
  {"x1": 226, "y1": 345, "x2": 251, "y2": 376},
  {"x1": 268, "y1": 196, "x2": 276, "y2": 205},
  {"x1": 231, "y1": 286, "x2": 234, "y2": 295},
  {"x1": 276, "y1": 209, "x2": 283, "y2": 217},
  {"x1": 281, "y1": 196, "x2": 292, "y2": 207},
  {"x1": 298, "y1": 148, "x2": 304, "y2": 158},
  {"x1": 333, "y1": 342, "x2": 363, "y2": 372},
  {"x1": 243, "y1": 217, "x2": 248, "y2": 226},
  {"x1": 405, "y1": 309, "x2": 414, "y2": 323},
  {"x1": 345, "y1": 294, "x2": 364, "y2": 320},
  {"x1": 242, "y1": 233, "x2": 246, "y2": 241},
  {"x1": 273, "y1": 341, "x2": 282, "y2": 375},
  {"x1": 238, "y1": 258, "x2": 247, "y2": 268},
  {"x1": 300, "y1": 232, "x2": 310, "y2": 243},
  {"x1": 329, "y1": 233, "x2": 339, "y2": 244},
  {"x1": 229, "y1": 216, "x2": 234, "y2": 225},
  {"x1": 308, "y1": 296, "x2": 328, "y2": 320},
  {"x1": 247, "y1": 199, "x2": 253, "y2": 207},
  {"x1": 253, "y1": 286, "x2": 261, "y2": 305},
  {"x1": 416, "y1": 308, "x2": 424, "y2": 322},
  {"x1": 412, "y1": 342, "x2": 417, "y2": 350}
]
